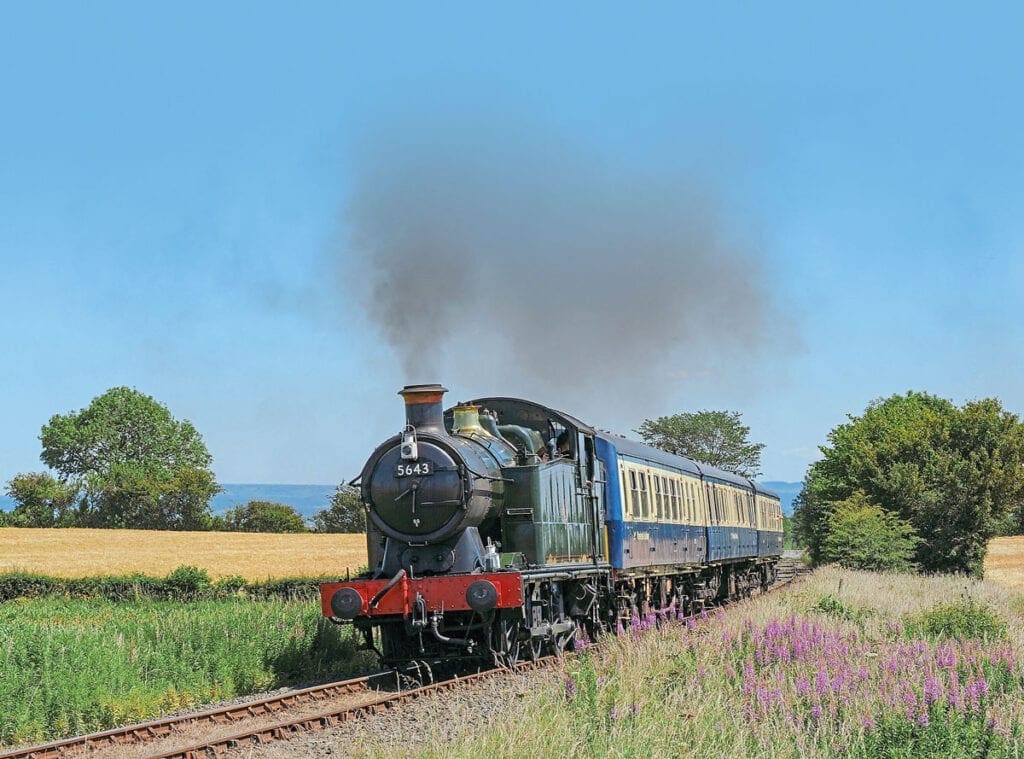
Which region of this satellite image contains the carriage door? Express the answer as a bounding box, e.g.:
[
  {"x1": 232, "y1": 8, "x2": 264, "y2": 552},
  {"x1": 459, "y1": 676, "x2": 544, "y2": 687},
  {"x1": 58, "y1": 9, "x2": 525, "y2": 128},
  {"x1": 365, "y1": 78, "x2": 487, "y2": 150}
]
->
[{"x1": 579, "y1": 433, "x2": 605, "y2": 563}]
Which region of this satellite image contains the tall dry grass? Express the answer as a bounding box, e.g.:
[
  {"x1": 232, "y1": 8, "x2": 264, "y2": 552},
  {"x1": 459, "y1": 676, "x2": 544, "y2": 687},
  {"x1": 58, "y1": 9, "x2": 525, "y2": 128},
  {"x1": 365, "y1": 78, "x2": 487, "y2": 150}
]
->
[
  {"x1": 355, "y1": 567, "x2": 1024, "y2": 758},
  {"x1": 0, "y1": 528, "x2": 367, "y2": 580}
]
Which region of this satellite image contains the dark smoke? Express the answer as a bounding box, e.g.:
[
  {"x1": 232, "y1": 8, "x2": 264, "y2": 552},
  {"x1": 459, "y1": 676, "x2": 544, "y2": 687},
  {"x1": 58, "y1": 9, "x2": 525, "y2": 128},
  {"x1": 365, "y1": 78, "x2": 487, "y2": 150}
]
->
[{"x1": 342, "y1": 125, "x2": 791, "y2": 421}]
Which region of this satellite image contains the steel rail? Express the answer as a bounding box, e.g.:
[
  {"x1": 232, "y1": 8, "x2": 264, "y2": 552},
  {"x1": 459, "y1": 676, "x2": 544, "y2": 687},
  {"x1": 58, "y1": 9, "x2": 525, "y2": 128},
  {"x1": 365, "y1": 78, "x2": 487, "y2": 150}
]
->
[
  {"x1": 0, "y1": 670, "x2": 398, "y2": 759},
  {"x1": 147, "y1": 657, "x2": 557, "y2": 759}
]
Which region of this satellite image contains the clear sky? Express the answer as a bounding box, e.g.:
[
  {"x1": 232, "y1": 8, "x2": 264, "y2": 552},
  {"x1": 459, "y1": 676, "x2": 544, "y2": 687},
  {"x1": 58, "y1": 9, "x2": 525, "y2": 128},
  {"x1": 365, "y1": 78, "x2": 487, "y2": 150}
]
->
[{"x1": 2, "y1": 3, "x2": 1022, "y2": 485}]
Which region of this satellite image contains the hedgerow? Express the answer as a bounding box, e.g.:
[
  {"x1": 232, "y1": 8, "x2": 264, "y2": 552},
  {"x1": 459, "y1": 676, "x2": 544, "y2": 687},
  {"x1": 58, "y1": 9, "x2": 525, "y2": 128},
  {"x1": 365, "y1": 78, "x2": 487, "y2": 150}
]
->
[{"x1": 0, "y1": 566, "x2": 330, "y2": 602}]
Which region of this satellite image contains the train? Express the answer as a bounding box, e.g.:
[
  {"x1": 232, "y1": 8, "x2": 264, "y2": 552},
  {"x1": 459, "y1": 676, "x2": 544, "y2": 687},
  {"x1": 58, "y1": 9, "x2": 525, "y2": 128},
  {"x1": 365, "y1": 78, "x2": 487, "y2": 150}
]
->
[{"x1": 320, "y1": 384, "x2": 783, "y2": 668}]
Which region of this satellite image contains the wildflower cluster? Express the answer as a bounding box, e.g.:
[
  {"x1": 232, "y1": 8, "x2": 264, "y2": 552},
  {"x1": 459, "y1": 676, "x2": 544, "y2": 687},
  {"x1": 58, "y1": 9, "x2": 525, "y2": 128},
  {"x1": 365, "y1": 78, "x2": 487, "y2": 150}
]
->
[{"x1": 718, "y1": 615, "x2": 1019, "y2": 743}]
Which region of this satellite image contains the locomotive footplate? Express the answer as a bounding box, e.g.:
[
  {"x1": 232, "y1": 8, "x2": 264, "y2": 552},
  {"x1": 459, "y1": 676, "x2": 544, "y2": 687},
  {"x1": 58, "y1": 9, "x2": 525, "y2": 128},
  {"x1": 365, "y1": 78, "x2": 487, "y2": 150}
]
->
[{"x1": 321, "y1": 571, "x2": 525, "y2": 620}]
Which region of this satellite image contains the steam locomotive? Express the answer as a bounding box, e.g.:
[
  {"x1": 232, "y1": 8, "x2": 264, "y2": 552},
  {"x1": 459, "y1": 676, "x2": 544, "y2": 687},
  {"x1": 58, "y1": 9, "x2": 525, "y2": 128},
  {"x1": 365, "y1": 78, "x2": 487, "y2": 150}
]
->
[{"x1": 320, "y1": 385, "x2": 783, "y2": 668}]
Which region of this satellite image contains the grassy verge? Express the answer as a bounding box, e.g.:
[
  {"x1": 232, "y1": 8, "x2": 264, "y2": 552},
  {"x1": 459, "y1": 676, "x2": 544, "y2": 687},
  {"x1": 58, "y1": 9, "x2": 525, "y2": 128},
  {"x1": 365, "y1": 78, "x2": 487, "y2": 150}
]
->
[
  {"x1": 411, "y1": 566, "x2": 1024, "y2": 758},
  {"x1": 0, "y1": 596, "x2": 375, "y2": 746}
]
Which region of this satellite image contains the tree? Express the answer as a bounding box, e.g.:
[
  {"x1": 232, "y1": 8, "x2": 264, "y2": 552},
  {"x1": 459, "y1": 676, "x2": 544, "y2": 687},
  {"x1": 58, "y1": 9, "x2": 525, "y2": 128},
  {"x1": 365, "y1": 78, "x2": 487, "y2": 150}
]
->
[
  {"x1": 312, "y1": 482, "x2": 365, "y2": 533},
  {"x1": 4, "y1": 472, "x2": 80, "y2": 527},
  {"x1": 635, "y1": 410, "x2": 764, "y2": 477},
  {"x1": 794, "y1": 391, "x2": 1024, "y2": 577},
  {"x1": 224, "y1": 501, "x2": 309, "y2": 533},
  {"x1": 29, "y1": 387, "x2": 219, "y2": 529},
  {"x1": 818, "y1": 491, "x2": 921, "y2": 572}
]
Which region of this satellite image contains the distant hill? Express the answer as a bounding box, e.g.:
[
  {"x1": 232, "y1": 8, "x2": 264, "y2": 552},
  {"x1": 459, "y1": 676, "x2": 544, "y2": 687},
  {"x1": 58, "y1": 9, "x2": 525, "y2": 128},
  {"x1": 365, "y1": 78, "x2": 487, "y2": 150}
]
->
[{"x1": 760, "y1": 481, "x2": 802, "y2": 516}]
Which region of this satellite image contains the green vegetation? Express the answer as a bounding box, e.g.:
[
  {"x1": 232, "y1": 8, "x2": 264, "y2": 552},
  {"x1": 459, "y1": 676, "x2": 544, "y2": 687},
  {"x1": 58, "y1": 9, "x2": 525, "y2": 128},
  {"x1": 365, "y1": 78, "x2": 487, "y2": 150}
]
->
[
  {"x1": 402, "y1": 567, "x2": 1024, "y2": 758},
  {"x1": 6, "y1": 387, "x2": 219, "y2": 530},
  {"x1": 3, "y1": 472, "x2": 79, "y2": 527},
  {"x1": 0, "y1": 565, "x2": 330, "y2": 603},
  {"x1": 783, "y1": 514, "x2": 800, "y2": 549},
  {"x1": 0, "y1": 595, "x2": 374, "y2": 745},
  {"x1": 903, "y1": 599, "x2": 1009, "y2": 643},
  {"x1": 794, "y1": 391, "x2": 1024, "y2": 577},
  {"x1": 222, "y1": 500, "x2": 309, "y2": 533},
  {"x1": 312, "y1": 482, "x2": 366, "y2": 533},
  {"x1": 635, "y1": 409, "x2": 764, "y2": 477},
  {"x1": 819, "y1": 492, "x2": 921, "y2": 572}
]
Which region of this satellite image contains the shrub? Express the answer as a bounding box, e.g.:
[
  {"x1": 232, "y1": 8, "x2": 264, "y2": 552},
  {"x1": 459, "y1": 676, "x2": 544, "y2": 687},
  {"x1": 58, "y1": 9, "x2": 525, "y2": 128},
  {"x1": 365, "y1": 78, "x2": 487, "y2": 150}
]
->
[
  {"x1": 904, "y1": 599, "x2": 1008, "y2": 642},
  {"x1": 214, "y1": 575, "x2": 248, "y2": 596},
  {"x1": 815, "y1": 594, "x2": 873, "y2": 625},
  {"x1": 224, "y1": 501, "x2": 309, "y2": 533},
  {"x1": 164, "y1": 565, "x2": 212, "y2": 599},
  {"x1": 820, "y1": 492, "x2": 921, "y2": 572}
]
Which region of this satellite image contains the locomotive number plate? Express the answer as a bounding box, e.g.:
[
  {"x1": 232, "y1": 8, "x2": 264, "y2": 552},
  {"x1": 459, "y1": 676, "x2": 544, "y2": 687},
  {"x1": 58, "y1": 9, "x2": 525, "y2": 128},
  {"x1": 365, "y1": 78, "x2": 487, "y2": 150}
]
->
[{"x1": 394, "y1": 461, "x2": 433, "y2": 477}]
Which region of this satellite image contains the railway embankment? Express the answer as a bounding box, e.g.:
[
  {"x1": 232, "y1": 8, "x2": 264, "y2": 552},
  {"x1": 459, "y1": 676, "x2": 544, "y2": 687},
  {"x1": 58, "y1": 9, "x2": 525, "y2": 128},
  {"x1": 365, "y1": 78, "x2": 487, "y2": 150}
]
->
[{"x1": 233, "y1": 566, "x2": 1024, "y2": 758}]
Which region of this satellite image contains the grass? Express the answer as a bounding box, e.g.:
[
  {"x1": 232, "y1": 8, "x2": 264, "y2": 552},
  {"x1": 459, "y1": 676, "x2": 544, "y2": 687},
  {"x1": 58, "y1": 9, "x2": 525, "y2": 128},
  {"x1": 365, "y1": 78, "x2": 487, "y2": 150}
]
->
[
  {"x1": 0, "y1": 527, "x2": 367, "y2": 580},
  {"x1": 383, "y1": 566, "x2": 1024, "y2": 758},
  {"x1": 0, "y1": 595, "x2": 376, "y2": 746}
]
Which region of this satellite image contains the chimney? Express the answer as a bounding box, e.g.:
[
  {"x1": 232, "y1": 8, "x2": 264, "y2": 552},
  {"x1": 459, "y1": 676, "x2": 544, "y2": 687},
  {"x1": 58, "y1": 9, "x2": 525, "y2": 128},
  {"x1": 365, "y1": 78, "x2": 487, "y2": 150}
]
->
[{"x1": 398, "y1": 384, "x2": 448, "y2": 434}]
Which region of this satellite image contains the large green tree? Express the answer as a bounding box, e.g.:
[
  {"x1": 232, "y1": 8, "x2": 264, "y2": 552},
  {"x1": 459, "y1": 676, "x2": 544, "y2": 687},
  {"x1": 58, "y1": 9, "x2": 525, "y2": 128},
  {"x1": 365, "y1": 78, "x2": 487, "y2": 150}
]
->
[
  {"x1": 9, "y1": 387, "x2": 220, "y2": 529},
  {"x1": 312, "y1": 482, "x2": 365, "y2": 533},
  {"x1": 794, "y1": 391, "x2": 1024, "y2": 577},
  {"x1": 635, "y1": 410, "x2": 764, "y2": 477}
]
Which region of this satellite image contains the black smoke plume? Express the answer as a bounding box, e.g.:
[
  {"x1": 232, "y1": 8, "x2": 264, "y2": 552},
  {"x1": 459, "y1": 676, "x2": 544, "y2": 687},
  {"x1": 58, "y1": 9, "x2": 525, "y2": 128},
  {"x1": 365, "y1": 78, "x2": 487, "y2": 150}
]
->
[{"x1": 342, "y1": 125, "x2": 791, "y2": 423}]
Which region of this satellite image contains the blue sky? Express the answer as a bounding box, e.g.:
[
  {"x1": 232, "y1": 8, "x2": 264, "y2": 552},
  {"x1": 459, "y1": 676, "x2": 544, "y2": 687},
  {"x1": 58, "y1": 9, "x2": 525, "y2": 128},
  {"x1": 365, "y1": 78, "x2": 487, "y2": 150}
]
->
[{"x1": 2, "y1": 3, "x2": 1022, "y2": 485}]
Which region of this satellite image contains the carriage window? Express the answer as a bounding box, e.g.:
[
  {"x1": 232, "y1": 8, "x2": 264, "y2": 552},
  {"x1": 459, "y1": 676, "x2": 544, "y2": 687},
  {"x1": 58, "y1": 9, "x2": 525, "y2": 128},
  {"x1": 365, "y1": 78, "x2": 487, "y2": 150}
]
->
[
  {"x1": 628, "y1": 470, "x2": 638, "y2": 519},
  {"x1": 653, "y1": 476, "x2": 663, "y2": 519},
  {"x1": 670, "y1": 479, "x2": 679, "y2": 522},
  {"x1": 638, "y1": 472, "x2": 649, "y2": 519}
]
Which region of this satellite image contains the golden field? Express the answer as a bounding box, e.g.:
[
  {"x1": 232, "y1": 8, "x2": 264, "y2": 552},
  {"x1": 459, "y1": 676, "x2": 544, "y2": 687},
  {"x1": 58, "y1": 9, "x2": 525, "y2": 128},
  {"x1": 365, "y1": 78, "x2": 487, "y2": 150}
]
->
[
  {"x1": 2, "y1": 529, "x2": 1022, "y2": 585},
  {"x1": 984, "y1": 535, "x2": 1024, "y2": 590},
  {"x1": 0, "y1": 527, "x2": 367, "y2": 579}
]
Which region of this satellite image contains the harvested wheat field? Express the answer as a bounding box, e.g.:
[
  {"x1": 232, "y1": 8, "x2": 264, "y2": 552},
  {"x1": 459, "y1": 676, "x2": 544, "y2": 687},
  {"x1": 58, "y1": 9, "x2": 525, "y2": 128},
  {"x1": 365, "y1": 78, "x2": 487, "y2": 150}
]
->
[
  {"x1": 0, "y1": 528, "x2": 367, "y2": 579},
  {"x1": 985, "y1": 535, "x2": 1024, "y2": 590}
]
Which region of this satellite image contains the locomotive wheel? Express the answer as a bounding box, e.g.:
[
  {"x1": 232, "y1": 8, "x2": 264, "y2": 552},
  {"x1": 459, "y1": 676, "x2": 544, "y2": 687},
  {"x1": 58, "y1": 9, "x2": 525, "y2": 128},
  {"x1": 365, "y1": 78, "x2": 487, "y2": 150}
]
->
[
  {"x1": 492, "y1": 613, "x2": 522, "y2": 667},
  {"x1": 528, "y1": 632, "x2": 545, "y2": 661},
  {"x1": 554, "y1": 621, "x2": 576, "y2": 655}
]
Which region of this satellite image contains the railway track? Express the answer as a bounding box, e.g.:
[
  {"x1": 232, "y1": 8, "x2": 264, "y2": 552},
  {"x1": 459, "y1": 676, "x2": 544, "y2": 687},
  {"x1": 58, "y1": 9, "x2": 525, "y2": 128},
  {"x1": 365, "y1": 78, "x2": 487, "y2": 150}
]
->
[
  {"x1": 0, "y1": 660, "x2": 557, "y2": 759},
  {"x1": 3, "y1": 566, "x2": 810, "y2": 759},
  {"x1": 775, "y1": 556, "x2": 810, "y2": 585}
]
